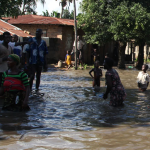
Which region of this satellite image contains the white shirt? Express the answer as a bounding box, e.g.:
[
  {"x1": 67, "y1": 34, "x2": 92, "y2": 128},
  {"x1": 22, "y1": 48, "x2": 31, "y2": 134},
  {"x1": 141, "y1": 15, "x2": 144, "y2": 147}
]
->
[
  {"x1": 6, "y1": 42, "x2": 22, "y2": 57},
  {"x1": 0, "y1": 43, "x2": 13, "y2": 72},
  {"x1": 137, "y1": 71, "x2": 149, "y2": 84},
  {"x1": 0, "y1": 41, "x2": 16, "y2": 50},
  {"x1": 73, "y1": 40, "x2": 84, "y2": 50},
  {"x1": 22, "y1": 44, "x2": 29, "y2": 53},
  {"x1": 8, "y1": 42, "x2": 15, "y2": 50}
]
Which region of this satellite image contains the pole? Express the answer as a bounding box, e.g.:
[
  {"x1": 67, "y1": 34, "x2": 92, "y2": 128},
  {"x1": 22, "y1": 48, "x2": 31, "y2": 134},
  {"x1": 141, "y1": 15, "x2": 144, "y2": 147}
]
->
[{"x1": 73, "y1": 0, "x2": 77, "y2": 70}]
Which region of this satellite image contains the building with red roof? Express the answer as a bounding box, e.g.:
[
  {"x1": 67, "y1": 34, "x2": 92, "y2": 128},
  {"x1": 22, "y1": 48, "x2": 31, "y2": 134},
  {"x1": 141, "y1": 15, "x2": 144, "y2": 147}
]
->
[
  {"x1": 4, "y1": 15, "x2": 88, "y2": 63},
  {"x1": 0, "y1": 19, "x2": 32, "y2": 38},
  {"x1": 5, "y1": 15, "x2": 75, "y2": 39},
  {"x1": 5, "y1": 15, "x2": 94, "y2": 64}
]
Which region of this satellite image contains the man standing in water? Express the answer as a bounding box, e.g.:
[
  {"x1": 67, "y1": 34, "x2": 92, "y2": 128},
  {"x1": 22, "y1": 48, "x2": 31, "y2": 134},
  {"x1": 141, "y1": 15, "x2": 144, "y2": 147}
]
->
[
  {"x1": 72, "y1": 35, "x2": 84, "y2": 68},
  {"x1": 0, "y1": 32, "x2": 13, "y2": 87},
  {"x1": 26, "y1": 29, "x2": 48, "y2": 91}
]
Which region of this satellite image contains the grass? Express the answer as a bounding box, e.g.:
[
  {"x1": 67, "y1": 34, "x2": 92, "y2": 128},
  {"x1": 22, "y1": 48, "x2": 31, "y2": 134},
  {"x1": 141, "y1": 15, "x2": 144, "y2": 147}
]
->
[
  {"x1": 73, "y1": 63, "x2": 88, "y2": 70},
  {"x1": 134, "y1": 58, "x2": 150, "y2": 64}
]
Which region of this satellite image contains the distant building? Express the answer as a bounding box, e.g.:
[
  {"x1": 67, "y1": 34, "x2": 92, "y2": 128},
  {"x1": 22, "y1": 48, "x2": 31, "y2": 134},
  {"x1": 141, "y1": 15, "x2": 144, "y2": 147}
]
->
[
  {"x1": 5, "y1": 15, "x2": 118, "y2": 65},
  {"x1": 0, "y1": 19, "x2": 32, "y2": 38},
  {"x1": 5, "y1": 15, "x2": 78, "y2": 63}
]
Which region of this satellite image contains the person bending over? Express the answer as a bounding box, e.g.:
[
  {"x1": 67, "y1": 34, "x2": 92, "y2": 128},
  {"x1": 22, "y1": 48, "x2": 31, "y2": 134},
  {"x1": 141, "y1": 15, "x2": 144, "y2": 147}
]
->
[{"x1": 103, "y1": 58, "x2": 126, "y2": 106}]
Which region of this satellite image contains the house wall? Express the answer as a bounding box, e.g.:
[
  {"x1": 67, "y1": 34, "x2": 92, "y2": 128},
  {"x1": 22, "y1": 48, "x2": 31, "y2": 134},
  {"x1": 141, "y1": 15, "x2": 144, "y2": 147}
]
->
[
  {"x1": 14, "y1": 24, "x2": 62, "y2": 39},
  {"x1": 61, "y1": 26, "x2": 74, "y2": 60},
  {"x1": 14, "y1": 24, "x2": 64, "y2": 63},
  {"x1": 13, "y1": 24, "x2": 94, "y2": 64}
]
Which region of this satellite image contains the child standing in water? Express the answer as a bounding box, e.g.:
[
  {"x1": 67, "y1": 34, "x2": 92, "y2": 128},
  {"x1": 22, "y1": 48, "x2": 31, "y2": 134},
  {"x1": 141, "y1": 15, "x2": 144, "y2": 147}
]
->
[
  {"x1": 89, "y1": 60, "x2": 102, "y2": 87},
  {"x1": 137, "y1": 64, "x2": 149, "y2": 91},
  {"x1": 0, "y1": 54, "x2": 30, "y2": 111},
  {"x1": 92, "y1": 49, "x2": 99, "y2": 63},
  {"x1": 65, "y1": 50, "x2": 71, "y2": 69}
]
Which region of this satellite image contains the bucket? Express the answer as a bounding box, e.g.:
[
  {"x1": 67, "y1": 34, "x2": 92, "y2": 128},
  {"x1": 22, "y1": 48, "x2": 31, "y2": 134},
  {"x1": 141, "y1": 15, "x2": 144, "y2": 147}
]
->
[{"x1": 58, "y1": 60, "x2": 62, "y2": 68}]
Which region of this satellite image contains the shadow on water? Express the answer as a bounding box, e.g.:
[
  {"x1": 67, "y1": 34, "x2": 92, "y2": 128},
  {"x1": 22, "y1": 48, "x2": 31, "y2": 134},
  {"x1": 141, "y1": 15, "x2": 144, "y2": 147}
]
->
[{"x1": 1, "y1": 68, "x2": 150, "y2": 138}]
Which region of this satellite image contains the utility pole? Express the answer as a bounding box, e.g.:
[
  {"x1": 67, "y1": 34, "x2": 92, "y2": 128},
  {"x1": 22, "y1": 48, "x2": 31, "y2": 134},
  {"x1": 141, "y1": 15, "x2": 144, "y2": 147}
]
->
[{"x1": 73, "y1": 0, "x2": 77, "y2": 70}]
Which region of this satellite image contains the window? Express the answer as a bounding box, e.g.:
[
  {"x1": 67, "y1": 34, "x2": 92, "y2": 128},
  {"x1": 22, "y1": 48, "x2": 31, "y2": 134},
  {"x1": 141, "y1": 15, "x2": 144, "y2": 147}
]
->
[{"x1": 42, "y1": 30, "x2": 47, "y2": 37}]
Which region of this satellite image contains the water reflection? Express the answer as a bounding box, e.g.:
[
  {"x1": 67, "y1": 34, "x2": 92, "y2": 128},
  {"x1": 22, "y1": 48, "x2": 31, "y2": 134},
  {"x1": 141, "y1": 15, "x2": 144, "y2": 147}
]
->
[{"x1": 1, "y1": 68, "x2": 150, "y2": 149}]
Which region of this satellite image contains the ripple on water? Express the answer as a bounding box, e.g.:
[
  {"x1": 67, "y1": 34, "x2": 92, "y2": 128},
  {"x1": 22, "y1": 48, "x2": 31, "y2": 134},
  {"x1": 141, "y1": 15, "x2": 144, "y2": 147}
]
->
[{"x1": 1, "y1": 69, "x2": 150, "y2": 149}]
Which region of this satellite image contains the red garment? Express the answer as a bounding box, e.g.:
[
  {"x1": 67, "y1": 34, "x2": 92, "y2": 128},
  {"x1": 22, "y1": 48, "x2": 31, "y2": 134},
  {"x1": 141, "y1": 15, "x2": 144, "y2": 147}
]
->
[{"x1": 3, "y1": 77, "x2": 25, "y2": 92}]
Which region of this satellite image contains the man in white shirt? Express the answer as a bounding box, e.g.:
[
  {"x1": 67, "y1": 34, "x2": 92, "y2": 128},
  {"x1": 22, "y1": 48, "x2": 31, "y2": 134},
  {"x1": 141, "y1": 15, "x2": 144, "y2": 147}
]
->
[
  {"x1": 0, "y1": 32, "x2": 13, "y2": 87},
  {"x1": 10, "y1": 34, "x2": 22, "y2": 57},
  {"x1": 0, "y1": 34, "x2": 29, "y2": 57},
  {"x1": 72, "y1": 36, "x2": 85, "y2": 68}
]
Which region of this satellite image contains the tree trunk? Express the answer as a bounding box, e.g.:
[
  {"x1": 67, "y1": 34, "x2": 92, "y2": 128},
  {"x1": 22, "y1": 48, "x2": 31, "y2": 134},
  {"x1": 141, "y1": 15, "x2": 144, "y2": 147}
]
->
[
  {"x1": 73, "y1": 0, "x2": 77, "y2": 70},
  {"x1": 22, "y1": 0, "x2": 25, "y2": 15},
  {"x1": 118, "y1": 42, "x2": 126, "y2": 69},
  {"x1": 136, "y1": 42, "x2": 145, "y2": 70},
  {"x1": 60, "y1": 3, "x2": 63, "y2": 18}
]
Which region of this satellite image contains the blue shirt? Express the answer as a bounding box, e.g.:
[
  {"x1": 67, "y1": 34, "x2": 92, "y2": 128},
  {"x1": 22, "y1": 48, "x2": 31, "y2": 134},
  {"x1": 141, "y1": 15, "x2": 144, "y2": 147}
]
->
[
  {"x1": 26, "y1": 37, "x2": 48, "y2": 65},
  {"x1": 65, "y1": 54, "x2": 68, "y2": 60},
  {"x1": 13, "y1": 46, "x2": 22, "y2": 57}
]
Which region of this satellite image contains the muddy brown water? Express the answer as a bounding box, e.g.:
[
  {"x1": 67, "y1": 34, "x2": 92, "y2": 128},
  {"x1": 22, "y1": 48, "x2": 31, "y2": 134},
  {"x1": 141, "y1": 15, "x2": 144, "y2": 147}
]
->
[{"x1": 1, "y1": 67, "x2": 150, "y2": 150}]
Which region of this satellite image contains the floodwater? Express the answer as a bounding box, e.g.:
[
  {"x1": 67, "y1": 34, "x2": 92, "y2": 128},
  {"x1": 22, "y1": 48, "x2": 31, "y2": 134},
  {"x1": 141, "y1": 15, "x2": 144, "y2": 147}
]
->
[{"x1": 1, "y1": 67, "x2": 150, "y2": 150}]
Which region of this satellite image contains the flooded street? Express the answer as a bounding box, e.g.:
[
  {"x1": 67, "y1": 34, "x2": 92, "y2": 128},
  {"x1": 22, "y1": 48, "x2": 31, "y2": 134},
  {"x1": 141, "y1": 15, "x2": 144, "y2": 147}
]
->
[{"x1": 1, "y1": 67, "x2": 150, "y2": 149}]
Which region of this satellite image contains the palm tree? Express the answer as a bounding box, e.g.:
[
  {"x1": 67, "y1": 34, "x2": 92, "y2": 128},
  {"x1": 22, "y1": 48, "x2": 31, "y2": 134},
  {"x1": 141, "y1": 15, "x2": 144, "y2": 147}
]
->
[
  {"x1": 55, "y1": 0, "x2": 73, "y2": 18},
  {"x1": 22, "y1": 0, "x2": 45, "y2": 15},
  {"x1": 42, "y1": 10, "x2": 50, "y2": 16}
]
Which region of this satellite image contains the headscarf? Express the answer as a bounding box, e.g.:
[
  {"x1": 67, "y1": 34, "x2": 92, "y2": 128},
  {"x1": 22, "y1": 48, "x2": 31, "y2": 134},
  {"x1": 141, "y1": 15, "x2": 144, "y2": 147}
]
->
[{"x1": 9, "y1": 54, "x2": 20, "y2": 65}]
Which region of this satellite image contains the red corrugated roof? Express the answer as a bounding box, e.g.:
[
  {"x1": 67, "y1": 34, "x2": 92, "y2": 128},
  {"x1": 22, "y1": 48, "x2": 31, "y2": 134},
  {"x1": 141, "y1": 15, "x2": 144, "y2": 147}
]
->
[
  {"x1": 0, "y1": 19, "x2": 32, "y2": 37},
  {"x1": 5, "y1": 15, "x2": 75, "y2": 26}
]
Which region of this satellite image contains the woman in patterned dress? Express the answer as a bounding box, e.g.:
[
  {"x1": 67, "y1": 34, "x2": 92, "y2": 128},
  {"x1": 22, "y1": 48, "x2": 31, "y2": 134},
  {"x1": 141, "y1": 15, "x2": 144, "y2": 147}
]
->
[{"x1": 103, "y1": 58, "x2": 126, "y2": 106}]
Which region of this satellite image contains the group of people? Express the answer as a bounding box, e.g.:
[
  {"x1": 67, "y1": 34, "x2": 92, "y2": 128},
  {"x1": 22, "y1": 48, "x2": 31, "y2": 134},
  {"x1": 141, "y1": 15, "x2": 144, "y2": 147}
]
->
[
  {"x1": 89, "y1": 58, "x2": 126, "y2": 107},
  {"x1": 64, "y1": 36, "x2": 104, "y2": 69},
  {"x1": 89, "y1": 55, "x2": 150, "y2": 106},
  {"x1": 0, "y1": 30, "x2": 149, "y2": 111},
  {"x1": 0, "y1": 29, "x2": 48, "y2": 111},
  {"x1": 65, "y1": 35, "x2": 85, "y2": 69}
]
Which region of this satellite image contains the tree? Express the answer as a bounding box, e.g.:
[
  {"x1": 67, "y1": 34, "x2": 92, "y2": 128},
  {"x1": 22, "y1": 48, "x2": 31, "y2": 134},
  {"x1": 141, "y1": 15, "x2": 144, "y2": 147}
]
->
[
  {"x1": 78, "y1": 0, "x2": 150, "y2": 69},
  {"x1": 42, "y1": 10, "x2": 50, "y2": 17},
  {"x1": 51, "y1": 11, "x2": 60, "y2": 18},
  {"x1": 55, "y1": 0, "x2": 76, "y2": 18},
  {"x1": 70, "y1": 10, "x2": 74, "y2": 19},
  {"x1": 0, "y1": 0, "x2": 22, "y2": 18},
  {"x1": 109, "y1": 2, "x2": 150, "y2": 69},
  {"x1": 78, "y1": 0, "x2": 113, "y2": 45},
  {"x1": 22, "y1": 0, "x2": 45, "y2": 15},
  {"x1": 0, "y1": 0, "x2": 45, "y2": 18},
  {"x1": 62, "y1": 9, "x2": 74, "y2": 19}
]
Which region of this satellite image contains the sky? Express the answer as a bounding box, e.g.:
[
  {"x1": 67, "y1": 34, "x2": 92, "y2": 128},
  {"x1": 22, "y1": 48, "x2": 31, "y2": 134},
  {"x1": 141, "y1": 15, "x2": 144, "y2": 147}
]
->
[{"x1": 36, "y1": 0, "x2": 82, "y2": 15}]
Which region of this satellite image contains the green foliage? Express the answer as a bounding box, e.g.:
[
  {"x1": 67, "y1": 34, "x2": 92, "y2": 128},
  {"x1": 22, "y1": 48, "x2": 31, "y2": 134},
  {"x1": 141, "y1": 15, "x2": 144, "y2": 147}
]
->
[
  {"x1": 108, "y1": 2, "x2": 150, "y2": 45},
  {"x1": 50, "y1": 11, "x2": 60, "y2": 18},
  {"x1": 134, "y1": 58, "x2": 138, "y2": 62},
  {"x1": 62, "y1": 9, "x2": 74, "y2": 19},
  {"x1": 0, "y1": 0, "x2": 22, "y2": 18},
  {"x1": 0, "y1": 0, "x2": 45, "y2": 18},
  {"x1": 22, "y1": 0, "x2": 45, "y2": 15},
  {"x1": 42, "y1": 9, "x2": 75, "y2": 19},
  {"x1": 22, "y1": 0, "x2": 39, "y2": 15},
  {"x1": 42, "y1": 10, "x2": 51, "y2": 17},
  {"x1": 83, "y1": 64, "x2": 88, "y2": 69},
  {"x1": 78, "y1": 0, "x2": 150, "y2": 46},
  {"x1": 144, "y1": 59, "x2": 150, "y2": 63},
  {"x1": 78, "y1": 0, "x2": 150, "y2": 69},
  {"x1": 78, "y1": 0, "x2": 113, "y2": 45}
]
